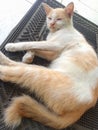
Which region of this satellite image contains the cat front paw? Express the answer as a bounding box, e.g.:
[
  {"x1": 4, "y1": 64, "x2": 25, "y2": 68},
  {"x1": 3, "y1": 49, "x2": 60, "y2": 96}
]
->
[
  {"x1": 5, "y1": 43, "x2": 16, "y2": 52},
  {"x1": 22, "y1": 51, "x2": 35, "y2": 64}
]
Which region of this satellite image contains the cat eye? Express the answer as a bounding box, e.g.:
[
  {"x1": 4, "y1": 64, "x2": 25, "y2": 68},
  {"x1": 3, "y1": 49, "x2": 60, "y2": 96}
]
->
[
  {"x1": 57, "y1": 18, "x2": 62, "y2": 21},
  {"x1": 48, "y1": 17, "x2": 52, "y2": 20}
]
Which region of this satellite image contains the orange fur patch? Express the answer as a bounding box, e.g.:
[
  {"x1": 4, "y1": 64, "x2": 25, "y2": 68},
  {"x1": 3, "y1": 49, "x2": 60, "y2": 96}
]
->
[{"x1": 71, "y1": 51, "x2": 98, "y2": 71}]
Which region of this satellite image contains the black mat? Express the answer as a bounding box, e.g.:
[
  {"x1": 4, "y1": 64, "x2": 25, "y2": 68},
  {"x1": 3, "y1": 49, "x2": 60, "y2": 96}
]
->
[{"x1": 0, "y1": 0, "x2": 98, "y2": 130}]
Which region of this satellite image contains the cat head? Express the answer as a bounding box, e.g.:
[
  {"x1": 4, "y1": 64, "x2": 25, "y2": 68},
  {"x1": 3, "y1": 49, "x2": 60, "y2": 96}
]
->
[{"x1": 43, "y1": 2, "x2": 74, "y2": 32}]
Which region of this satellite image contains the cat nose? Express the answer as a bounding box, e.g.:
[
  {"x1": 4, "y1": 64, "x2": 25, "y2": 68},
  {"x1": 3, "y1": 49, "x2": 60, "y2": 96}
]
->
[{"x1": 50, "y1": 22, "x2": 55, "y2": 27}]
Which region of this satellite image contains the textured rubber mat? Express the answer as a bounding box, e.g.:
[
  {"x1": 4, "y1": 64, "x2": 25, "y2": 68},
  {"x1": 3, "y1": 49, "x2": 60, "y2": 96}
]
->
[{"x1": 0, "y1": 0, "x2": 98, "y2": 130}]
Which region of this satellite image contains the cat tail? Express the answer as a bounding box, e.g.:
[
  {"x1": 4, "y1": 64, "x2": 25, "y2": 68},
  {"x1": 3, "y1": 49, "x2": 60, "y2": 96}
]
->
[{"x1": 4, "y1": 94, "x2": 86, "y2": 129}]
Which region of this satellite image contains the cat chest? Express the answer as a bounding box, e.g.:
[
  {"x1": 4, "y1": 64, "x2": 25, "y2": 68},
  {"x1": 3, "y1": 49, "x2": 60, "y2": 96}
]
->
[{"x1": 47, "y1": 31, "x2": 72, "y2": 41}]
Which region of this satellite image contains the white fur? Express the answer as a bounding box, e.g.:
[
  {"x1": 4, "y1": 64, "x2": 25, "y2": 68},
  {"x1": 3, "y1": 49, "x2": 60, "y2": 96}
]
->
[{"x1": 71, "y1": 67, "x2": 98, "y2": 103}]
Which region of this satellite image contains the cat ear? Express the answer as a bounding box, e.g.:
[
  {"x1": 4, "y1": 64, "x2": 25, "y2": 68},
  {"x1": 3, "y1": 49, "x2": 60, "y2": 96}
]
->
[
  {"x1": 42, "y1": 3, "x2": 53, "y2": 15},
  {"x1": 65, "y1": 2, "x2": 74, "y2": 18}
]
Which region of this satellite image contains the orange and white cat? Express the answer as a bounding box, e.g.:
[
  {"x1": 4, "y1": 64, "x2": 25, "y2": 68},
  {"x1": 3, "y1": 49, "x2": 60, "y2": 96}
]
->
[{"x1": 0, "y1": 2, "x2": 98, "y2": 129}]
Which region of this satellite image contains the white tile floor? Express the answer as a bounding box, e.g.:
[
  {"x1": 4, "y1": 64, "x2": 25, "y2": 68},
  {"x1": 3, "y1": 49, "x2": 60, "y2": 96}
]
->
[
  {"x1": 0, "y1": 0, "x2": 33, "y2": 44},
  {"x1": 0, "y1": 0, "x2": 98, "y2": 45}
]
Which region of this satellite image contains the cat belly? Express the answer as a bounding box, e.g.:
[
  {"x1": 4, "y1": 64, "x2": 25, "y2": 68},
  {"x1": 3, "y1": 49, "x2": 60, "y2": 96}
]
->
[{"x1": 49, "y1": 58, "x2": 98, "y2": 104}]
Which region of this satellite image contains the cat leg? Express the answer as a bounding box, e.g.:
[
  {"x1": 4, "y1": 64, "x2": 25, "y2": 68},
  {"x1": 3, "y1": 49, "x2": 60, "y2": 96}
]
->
[
  {"x1": 4, "y1": 94, "x2": 85, "y2": 129},
  {"x1": 22, "y1": 50, "x2": 59, "y2": 63},
  {"x1": 5, "y1": 41, "x2": 63, "y2": 52},
  {"x1": 22, "y1": 50, "x2": 58, "y2": 63},
  {"x1": 0, "y1": 64, "x2": 67, "y2": 92},
  {"x1": 22, "y1": 51, "x2": 35, "y2": 63},
  {"x1": 5, "y1": 41, "x2": 63, "y2": 62},
  {"x1": 35, "y1": 50, "x2": 59, "y2": 61}
]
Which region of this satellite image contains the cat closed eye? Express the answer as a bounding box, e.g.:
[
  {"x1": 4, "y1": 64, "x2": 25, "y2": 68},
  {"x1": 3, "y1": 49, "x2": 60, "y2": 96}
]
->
[
  {"x1": 57, "y1": 18, "x2": 62, "y2": 21},
  {"x1": 48, "y1": 17, "x2": 52, "y2": 20}
]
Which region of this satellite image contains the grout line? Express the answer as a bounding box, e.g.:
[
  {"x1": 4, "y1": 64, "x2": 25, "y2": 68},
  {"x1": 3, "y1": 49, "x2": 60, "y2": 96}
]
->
[{"x1": 25, "y1": 0, "x2": 33, "y2": 5}]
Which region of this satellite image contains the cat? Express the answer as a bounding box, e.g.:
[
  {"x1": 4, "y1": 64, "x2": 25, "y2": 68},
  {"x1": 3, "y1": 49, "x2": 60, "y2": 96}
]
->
[{"x1": 0, "y1": 2, "x2": 98, "y2": 129}]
